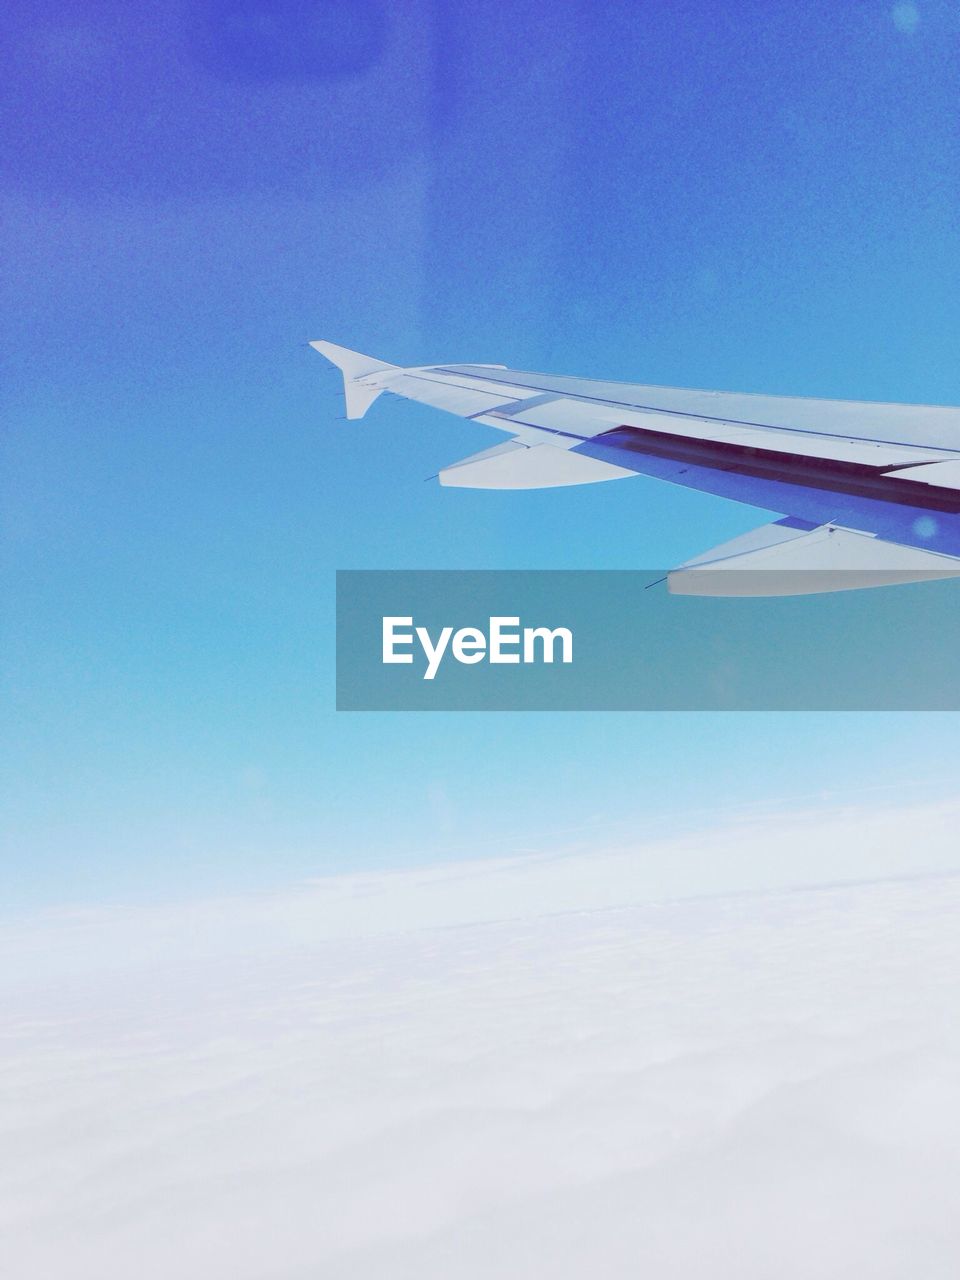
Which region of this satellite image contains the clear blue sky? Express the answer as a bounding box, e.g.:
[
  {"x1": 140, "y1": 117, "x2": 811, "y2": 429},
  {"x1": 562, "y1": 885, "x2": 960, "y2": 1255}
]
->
[{"x1": 3, "y1": 0, "x2": 960, "y2": 908}]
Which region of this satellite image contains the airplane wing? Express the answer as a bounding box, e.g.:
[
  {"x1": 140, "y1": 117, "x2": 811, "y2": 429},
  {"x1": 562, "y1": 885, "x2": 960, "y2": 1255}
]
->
[{"x1": 311, "y1": 340, "x2": 960, "y2": 596}]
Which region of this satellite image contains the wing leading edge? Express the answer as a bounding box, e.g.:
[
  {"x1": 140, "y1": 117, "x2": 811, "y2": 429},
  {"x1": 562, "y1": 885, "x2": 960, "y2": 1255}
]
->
[{"x1": 311, "y1": 340, "x2": 960, "y2": 595}]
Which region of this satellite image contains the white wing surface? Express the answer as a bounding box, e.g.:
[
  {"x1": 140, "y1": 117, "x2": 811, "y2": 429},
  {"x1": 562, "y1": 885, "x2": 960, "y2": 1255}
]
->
[{"x1": 312, "y1": 340, "x2": 960, "y2": 595}]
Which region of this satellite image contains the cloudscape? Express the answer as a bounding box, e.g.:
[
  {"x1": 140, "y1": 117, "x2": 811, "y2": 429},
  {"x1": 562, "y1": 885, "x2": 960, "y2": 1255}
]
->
[{"x1": 4, "y1": 799, "x2": 960, "y2": 1279}]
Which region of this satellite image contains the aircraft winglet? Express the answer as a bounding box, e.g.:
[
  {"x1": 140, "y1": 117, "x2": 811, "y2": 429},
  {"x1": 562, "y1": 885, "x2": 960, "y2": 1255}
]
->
[{"x1": 309, "y1": 340, "x2": 398, "y2": 420}]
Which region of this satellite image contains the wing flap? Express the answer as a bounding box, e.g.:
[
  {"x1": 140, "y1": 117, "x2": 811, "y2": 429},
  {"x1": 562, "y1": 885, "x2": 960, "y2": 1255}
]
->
[
  {"x1": 439, "y1": 441, "x2": 634, "y2": 489},
  {"x1": 885, "y1": 460, "x2": 960, "y2": 488},
  {"x1": 668, "y1": 521, "x2": 960, "y2": 596}
]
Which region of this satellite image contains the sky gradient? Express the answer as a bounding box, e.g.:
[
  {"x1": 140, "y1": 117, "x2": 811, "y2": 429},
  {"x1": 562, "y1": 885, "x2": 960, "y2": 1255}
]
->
[{"x1": 4, "y1": 0, "x2": 960, "y2": 908}]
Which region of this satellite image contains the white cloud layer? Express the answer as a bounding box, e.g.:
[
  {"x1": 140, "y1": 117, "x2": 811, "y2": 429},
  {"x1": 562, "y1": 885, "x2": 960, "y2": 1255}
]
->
[{"x1": 3, "y1": 798, "x2": 960, "y2": 1278}]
